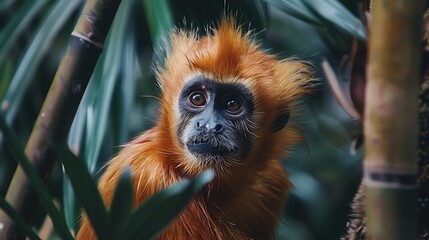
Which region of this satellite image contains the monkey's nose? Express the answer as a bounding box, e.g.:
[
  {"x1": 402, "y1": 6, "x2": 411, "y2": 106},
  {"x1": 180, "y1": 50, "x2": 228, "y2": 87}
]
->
[{"x1": 196, "y1": 121, "x2": 224, "y2": 133}]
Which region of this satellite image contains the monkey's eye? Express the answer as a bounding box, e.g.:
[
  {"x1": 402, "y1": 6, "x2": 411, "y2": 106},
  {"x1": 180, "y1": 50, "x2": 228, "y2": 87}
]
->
[
  {"x1": 225, "y1": 98, "x2": 242, "y2": 114},
  {"x1": 189, "y1": 91, "x2": 207, "y2": 107}
]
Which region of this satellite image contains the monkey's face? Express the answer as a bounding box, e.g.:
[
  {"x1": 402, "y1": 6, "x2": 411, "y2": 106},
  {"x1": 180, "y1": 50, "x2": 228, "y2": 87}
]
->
[
  {"x1": 176, "y1": 75, "x2": 255, "y2": 163},
  {"x1": 157, "y1": 18, "x2": 312, "y2": 173}
]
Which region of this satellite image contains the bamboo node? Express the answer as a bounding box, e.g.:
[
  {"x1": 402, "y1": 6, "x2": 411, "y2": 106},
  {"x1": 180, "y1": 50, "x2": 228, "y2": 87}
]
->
[
  {"x1": 71, "y1": 31, "x2": 104, "y2": 49},
  {"x1": 364, "y1": 166, "x2": 417, "y2": 189}
]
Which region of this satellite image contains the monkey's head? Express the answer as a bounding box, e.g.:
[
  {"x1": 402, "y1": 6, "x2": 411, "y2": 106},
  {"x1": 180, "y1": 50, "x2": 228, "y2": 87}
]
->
[{"x1": 156, "y1": 18, "x2": 313, "y2": 178}]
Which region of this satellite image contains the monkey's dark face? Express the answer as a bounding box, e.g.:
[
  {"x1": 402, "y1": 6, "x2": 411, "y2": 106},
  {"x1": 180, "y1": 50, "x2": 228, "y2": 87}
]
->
[{"x1": 177, "y1": 75, "x2": 255, "y2": 163}]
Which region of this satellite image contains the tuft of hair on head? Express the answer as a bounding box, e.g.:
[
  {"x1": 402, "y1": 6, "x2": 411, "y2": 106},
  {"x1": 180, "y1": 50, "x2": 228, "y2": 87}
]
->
[
  {"x1": 155, "y1": 15, "x2": 258, "y2": 97},
  {"x1": 189, "y1": 16, "x2": 253, "y2": 78}
]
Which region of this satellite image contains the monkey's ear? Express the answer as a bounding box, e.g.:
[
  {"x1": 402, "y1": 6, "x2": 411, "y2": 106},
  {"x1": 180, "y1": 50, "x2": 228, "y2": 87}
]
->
[{"x1": 271, "y1": 108, "x2": 290, "y2": 132}]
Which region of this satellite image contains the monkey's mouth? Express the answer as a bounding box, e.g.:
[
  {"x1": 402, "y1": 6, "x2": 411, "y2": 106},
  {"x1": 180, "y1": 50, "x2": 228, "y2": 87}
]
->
[{"x1": 186, "y1": 134, "x2": 238, "y2": 157}]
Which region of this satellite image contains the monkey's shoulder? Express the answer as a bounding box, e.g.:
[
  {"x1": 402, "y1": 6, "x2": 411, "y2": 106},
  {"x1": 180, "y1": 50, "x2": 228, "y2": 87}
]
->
[{"x1": 97, "y1": 129, "x2": 173, "y2": 202}]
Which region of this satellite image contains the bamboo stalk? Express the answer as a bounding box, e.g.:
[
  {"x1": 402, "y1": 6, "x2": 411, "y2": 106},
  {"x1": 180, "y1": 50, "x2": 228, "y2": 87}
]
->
[
  {"x1": 364, "y1": 0, "x2": 424, "y2": 239},
  {"x1": 0, "y1": 0, "x2": 121, "y2": 239}
]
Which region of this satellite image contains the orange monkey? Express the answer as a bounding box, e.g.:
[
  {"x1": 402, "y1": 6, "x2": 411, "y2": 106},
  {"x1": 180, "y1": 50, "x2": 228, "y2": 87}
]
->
[{"x1": 77, "y1": 17, "x2": 312, "y2": 240}]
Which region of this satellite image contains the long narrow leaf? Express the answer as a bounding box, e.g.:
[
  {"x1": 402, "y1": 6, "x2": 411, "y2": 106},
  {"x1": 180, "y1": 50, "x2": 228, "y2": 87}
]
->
[
  {"x1": 84, "y1": 0, "x2": 135, "y2": 173},
  {"x1": 301, "y1": 0, "x2": 366, "y2": 41},
  {"x1": 264, "y1": 0, "x2": 322, "y2": 26},
  {"x1": 0, "y1": 196, "x2": 41, "y2": 240},
  {"x1": 143, "y1": 0, "x2": 174, "y2": 50},
  {"x1": 108, "y1": 168, "x2": 133, "y2": 240},
  {"x1": 52, "y1": 144, "x2": 109, "y2": 240},
  {"x1": 0, "y1": 58, "x2": 13, "y2": 98},
  {"x1": 0, "y1": 0, "x2": 15, "y2": 12},
  {"x1": 265, "y1": 0, "x2": 366, "y2": 41},
  {"x1": 64, "y1": 99, "x2": 89, "y2": 231},
  {"x1": 0, "y1": 0, "x2": 49, "y2": 66},
  {"x1": 115, "y1": 30, "x2": 139, "y2": 145},
  {"x1": 123, "y1": 170, "x2": 214, "y2": 240},
  {"x1": 0, "y1": 116, "x2": 73, "y2": 240},
  {"x1": 2, "y1": 0, "x2": 81, "y2": 126},
  {"x1": 62, "y1": 174, "x2": 76, "y2": 233}
]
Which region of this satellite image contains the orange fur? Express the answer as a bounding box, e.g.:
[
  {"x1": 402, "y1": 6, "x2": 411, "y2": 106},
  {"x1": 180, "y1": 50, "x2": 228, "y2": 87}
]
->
[{"x1": 77, "y1": 18, "x2": 312, "y2": 240}]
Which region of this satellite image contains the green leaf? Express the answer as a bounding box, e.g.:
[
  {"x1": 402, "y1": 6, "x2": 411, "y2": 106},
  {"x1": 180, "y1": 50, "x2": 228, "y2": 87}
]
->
[
  {"x1": 62, "y1": 174, "x2": 76, "y2": 233},
  {"x1": 52, "y1": 144, "x2": 108, "y2": 240},
  {"x1": 2, "y1": 0, "x2": 81, "y2": 126},
  {"x1": 107, "y1": 168, "x2": 133, "y2": 240},
  {"x1": 0, "y1": 58, "x2": 13, "y2": 99},
  {"x1": 264, "y1": 0, "x2": 322, "y2": 26},
  {"x1": 252, "y1": 0, "x2": 270, "y2": 30},
  {"x1": 123, "y1": 169, "x2": 214, "y2": 240},
  {"x1": 0, "y1": 0, "x2": 15, "y2": 12},
  {"x1": 0, "y1": 196, "x2": 41, "y2": 240},
  {"x1": 84, "y1": 0, "x2": 135, "y2": 173},
  {"x1": 0, "y1": 0, "x2": 49, "y2": 66},
  {"x1": 143, "y1": 0, "x2": 174, "y2": 50},
  {"x1": 0, "y1": 115, "x2": 73, "y2": 240},
  {"x1": 64, "y1": 98, "x2": 88, "y2": 231},
  {"x1": 114, "y1": 30, "x2": 139, "y2": 145},
  {"x1": 265, "y1": 0, "x2": 366, "y2": 41},
  {"x1": 301, "y1": 0, "x2": 366, "y2": 40}
]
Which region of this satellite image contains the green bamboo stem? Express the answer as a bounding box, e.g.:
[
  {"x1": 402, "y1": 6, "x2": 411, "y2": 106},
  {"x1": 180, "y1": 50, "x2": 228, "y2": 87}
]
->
[
  {"x1": 364, "y1": 0, "x2": 424, "y2": 239},
  {"x1": 0, "y1": 0, "x2": 121, "y2": 239}
]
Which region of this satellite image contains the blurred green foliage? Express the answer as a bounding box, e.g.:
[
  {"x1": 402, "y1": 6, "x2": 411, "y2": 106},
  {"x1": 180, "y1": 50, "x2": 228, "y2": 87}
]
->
[{"x1": 0, "y1": 0, "x2": 364, "y2": 239}]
